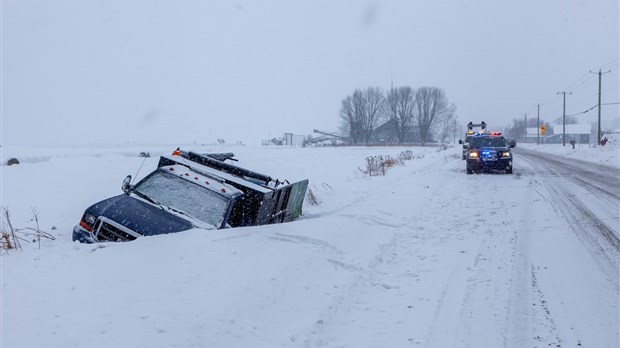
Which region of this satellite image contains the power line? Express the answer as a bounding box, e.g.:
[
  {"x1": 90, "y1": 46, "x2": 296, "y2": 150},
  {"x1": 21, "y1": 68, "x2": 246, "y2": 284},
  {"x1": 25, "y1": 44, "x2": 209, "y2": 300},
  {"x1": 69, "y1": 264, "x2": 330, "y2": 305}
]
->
[
  {"x1": 559, "y1": 79, "x2": 618, "y2": 104},
  {"x1": 550, "y1": 102, "x2": 618, "y2": 120},
  {"x1": 515, "y1": 61, "x2": 619, "y2": 135},
  {"x1": 548, "y1": 103, "x2": 598, "y2": 124},
  {"x1": 570, "y1": 91, "x2": 600, "y2": 105},
  {"x1": 566, "y1": 104, "x2": 598, "y2": 117},
  {"x1": 550, "y1": 60, "x2": 618, "y2": 101},
  {"x1": 569, "y1": 75, "x2": 598, "y2": 94},
  {"x1": 550, "y1": 116, "x2": 562, "y2": 124},
  {"x1": 561, "y1": 71, "x2": 593, "y2": 92},
  {"x1": 599, "y1": 58, "x2": 620, "y2": 70},
  {"x1": 604, "y1": 63, "x2": 620, "y2": 70}
]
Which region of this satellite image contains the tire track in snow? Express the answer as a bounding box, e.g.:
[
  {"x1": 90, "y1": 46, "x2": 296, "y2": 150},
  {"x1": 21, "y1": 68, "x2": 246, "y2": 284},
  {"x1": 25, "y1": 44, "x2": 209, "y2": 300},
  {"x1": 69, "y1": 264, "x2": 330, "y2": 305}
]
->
[
  {"x1": 301, "y1": 151, "x2": 537, "y2": 347},
  {"x1": 519, "y1": 153, "x2": 620, "y2": 283},
  {"x1": 516, "y1": 152, "x2": 619, "y2": 347},
  {"x1": 514, "y1": 147, "x2": 620, "y2": 196},
  {"x1": 298, "y1": 151, "x2": 454, "y2": 347},
  {"x1": 530, "y1": 264, "x2": 563, "y2": 348},
  {"x1": 269, "y1": 233, "x2": 344, "y2": 255},
  {"x1": 298, "y1": 148, "x2": 619, "y2": 347},
  {"x1": 445, "y1": 171, "x2": 542, "y2": 347}
]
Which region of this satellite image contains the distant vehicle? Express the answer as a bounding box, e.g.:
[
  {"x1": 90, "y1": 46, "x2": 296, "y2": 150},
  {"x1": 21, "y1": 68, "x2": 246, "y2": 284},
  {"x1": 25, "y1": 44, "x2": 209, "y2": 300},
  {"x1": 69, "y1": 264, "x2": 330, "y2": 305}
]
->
[
  {"x1": 459, "y1": 135, "x2": 475, "y2": 160},
  {"x1": 459, "y1": 121, "x2": 488, "y2": 160},
  {"x1": 465, "y1": 132, "x2": 513, "y2": 174},
  {"x1": 507, "y1": 139, "x2": 516, "y2": 147},
  {"x1": 73, "y1": 149, "x2": 309, "y2": 243}
]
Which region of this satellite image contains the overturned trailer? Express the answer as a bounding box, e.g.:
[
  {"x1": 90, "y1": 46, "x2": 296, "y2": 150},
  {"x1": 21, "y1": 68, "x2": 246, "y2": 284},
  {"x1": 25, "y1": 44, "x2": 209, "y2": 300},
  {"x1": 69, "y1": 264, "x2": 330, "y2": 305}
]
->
[{"x1": 73, "y1": 149, "x2": 309, "y2": 243}]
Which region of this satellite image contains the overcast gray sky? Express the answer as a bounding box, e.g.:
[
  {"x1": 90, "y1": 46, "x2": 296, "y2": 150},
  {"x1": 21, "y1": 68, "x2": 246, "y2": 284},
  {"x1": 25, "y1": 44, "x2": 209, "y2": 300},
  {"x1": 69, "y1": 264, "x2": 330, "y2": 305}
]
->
[{"x1": 2, "y1": 0, "x2": 618, "y2": 146}]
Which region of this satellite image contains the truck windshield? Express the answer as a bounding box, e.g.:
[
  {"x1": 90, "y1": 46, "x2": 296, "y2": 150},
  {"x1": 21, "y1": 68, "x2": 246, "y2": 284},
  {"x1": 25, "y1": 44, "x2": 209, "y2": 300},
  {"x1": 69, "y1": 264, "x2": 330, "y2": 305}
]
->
[
  {"x1": 470, "y1": 137, "x2": 506, "y2": 148},
  {"x1": 132, "y1": 171, "x2": 230, "y2": 228}
]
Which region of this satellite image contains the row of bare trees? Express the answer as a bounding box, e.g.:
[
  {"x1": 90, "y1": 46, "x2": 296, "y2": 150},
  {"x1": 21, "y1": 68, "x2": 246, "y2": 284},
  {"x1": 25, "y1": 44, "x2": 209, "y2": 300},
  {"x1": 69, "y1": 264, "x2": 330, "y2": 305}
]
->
[{"x1": 339, "y1": 86, "x2": 456, "y2": 145}]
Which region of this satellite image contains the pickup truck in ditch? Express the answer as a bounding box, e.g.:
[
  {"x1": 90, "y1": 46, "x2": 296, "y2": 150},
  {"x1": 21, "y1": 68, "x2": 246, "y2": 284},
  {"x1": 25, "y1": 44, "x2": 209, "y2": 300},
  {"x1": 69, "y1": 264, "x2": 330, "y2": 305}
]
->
[{"x1": 73, "y1": 149, "x2": 309, "y2": 243}]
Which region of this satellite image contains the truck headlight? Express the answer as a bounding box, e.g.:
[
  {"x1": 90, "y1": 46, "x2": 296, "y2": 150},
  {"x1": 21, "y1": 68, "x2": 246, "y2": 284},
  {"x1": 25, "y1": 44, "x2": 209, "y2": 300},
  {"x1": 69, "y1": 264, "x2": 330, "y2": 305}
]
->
[
  {"x1": 501, "y1": 151, "x2": 511, "y2": 158},
  {"x1": 468, "y1": 151, "x2": 479, "y2": 159}
]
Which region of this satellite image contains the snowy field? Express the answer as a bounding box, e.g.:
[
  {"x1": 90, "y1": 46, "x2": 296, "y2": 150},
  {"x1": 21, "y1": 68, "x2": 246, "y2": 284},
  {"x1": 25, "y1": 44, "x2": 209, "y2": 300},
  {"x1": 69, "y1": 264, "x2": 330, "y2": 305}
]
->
[{"x1": 1, "y1": 143, "x2": 618, "y2": 347}]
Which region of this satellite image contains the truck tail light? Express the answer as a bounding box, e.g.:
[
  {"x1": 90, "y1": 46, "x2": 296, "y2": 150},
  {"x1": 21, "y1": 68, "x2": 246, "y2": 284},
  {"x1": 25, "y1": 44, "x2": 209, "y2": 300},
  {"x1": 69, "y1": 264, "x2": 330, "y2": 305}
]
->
[
  {"x1": 79, "y1": 219, "x2": 93, "y2": 232},
  {"x1": 79, "y1": 213, "x2": 96, "y2": 232}
]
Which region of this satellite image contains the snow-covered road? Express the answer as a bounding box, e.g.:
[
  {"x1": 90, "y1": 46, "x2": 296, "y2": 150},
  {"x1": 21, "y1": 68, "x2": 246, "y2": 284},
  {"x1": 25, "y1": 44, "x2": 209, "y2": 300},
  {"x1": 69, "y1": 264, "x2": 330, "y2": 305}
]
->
[
  {"x1": 517, "y1": 147, "x2": 619, "y2": 273},
  {"x1": 2, "y1": 145, "x2": 618, "y2": 347},
  {"x1": 302, "y1": 149, "x2": 619, "y2": 347}
]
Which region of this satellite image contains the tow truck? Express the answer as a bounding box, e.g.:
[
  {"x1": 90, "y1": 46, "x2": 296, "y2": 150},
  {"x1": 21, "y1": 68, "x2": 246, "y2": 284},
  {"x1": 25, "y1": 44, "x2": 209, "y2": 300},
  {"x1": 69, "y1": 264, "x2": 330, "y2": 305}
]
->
[
  {"x1": 459, "y1": 121, "x2": 487, "y2": 159},
  {"x1": 73, "y1": 149, "x2": 309, "y2": 243},
  {"x1": 465, "y1": 132, "x2": 514, "y2": 174}
]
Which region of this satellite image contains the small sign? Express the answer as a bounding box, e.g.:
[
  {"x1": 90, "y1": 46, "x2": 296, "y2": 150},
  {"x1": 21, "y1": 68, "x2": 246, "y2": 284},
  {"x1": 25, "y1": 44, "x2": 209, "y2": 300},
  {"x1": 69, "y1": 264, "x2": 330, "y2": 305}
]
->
[{"x1": 540, "y1": 125, "x2": 547, "y2": 136}]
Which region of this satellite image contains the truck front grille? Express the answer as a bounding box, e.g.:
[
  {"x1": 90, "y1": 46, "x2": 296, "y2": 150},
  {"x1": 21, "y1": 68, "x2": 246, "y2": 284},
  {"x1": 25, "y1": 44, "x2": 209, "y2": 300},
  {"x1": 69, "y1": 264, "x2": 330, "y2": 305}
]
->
[
  {"x1": 93, "y1": 217, "x2": 141, "y2": 242},
  {"x1": 481, "y1": 151, "x2": 498, "y2": 161}
]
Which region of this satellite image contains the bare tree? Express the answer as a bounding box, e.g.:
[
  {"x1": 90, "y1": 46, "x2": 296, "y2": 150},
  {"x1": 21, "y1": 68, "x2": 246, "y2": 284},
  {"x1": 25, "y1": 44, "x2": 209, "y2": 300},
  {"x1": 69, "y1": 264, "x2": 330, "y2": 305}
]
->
[
  {"x1": 340, "y1": 87, "x2": 384, "y2": 145},
  {"x1": 413, "y1": 87, "x2": 453, "y2": 144},
  {"x1": 361, "y1": 87, "x2": 384, "y2": 144},
  {"x1": 437, "y1": 103, "x2": 457, "y2": 144},
  {"x1": 339, "y1": 90, "x2": 365, "y2": 145},
  {"x1": 384, "y1": 86, "x2": 415, "y2": 144},
  {"x1": 505, "y1": 118, "x2": 525, "y2": 139}
]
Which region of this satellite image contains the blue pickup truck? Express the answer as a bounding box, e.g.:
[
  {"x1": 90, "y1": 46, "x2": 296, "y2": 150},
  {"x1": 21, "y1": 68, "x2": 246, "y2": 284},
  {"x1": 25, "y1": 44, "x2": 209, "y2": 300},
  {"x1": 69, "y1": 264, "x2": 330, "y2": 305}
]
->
[{"x1": 73, "y1": 149, "x2": 308, "y2": 243}]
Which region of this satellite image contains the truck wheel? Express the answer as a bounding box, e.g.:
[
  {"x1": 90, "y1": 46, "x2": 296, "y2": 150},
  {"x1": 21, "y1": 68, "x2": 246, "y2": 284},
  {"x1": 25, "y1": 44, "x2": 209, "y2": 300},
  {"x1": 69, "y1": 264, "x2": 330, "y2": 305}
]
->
[
  {"x1": 506, "y1": 166, "x2": 513, "y2": 174},
  {"x1": 466, "y1": 166, "x2": 474, "y2": 174}
]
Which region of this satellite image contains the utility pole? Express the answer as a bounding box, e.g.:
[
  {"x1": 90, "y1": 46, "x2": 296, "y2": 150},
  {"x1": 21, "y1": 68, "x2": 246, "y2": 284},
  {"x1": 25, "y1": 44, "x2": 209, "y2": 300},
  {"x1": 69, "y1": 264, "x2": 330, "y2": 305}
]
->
[
  {"x1": 524, "y1": 113, "x2": 527, "y2": 142},
  {"x1": 590, "y1": 69, "x2": 611, "y2": 145},
  {"x1": 536, "y1": 104, "x2": 540, "y2": 145},
  {"x1": 557, "y1": 91, "x2": 572, "y2": 146}
]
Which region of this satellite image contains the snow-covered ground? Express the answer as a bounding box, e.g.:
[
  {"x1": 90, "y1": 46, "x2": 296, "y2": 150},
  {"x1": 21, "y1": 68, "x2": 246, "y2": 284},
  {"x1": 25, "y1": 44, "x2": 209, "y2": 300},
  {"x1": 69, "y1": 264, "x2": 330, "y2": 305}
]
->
[
  {"x1": 518, "y1": 142, "x2": 619, "y2": 169},
  {"x1": 1, "y1": 143, "x2": 618, "y2": 347}
]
